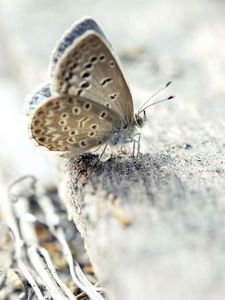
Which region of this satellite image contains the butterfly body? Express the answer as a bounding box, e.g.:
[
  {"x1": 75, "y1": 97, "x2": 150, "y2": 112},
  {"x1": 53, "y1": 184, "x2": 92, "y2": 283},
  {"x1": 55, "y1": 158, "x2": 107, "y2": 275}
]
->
[
  {"x1": 109, "y1": 123, "x2": 136, "y2": 146},
  {"x1": 27, "y1": 17, "x2": 144, "y2": 155}
]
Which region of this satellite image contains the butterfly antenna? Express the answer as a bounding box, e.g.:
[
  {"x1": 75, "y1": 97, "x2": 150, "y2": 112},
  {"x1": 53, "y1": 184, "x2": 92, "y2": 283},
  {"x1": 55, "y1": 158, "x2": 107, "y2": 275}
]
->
[
  {"x1": 137, "y1": 81, "x2": 172, "y2": 114},
  {"x1": 138, "y1": 95, "x2": 175, "y2": 115}
]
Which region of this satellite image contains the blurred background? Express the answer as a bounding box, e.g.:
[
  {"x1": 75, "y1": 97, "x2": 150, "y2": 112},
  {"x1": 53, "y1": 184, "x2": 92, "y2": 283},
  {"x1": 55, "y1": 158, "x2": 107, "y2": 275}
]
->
[{"x1": 0, "y1": 0, "x2": 224, "y2": 186}]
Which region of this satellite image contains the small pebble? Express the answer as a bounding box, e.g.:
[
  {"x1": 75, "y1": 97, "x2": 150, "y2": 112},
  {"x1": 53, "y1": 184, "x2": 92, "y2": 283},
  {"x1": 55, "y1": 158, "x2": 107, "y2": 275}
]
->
[{"x1": 183, "y1": 143, "x2": 192, "y2": 149}]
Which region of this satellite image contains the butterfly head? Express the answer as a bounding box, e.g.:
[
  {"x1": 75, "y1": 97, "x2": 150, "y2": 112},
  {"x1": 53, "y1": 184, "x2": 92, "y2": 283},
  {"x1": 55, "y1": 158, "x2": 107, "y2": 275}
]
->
[{"x1": 134, "y1": 111, "x2": 146, "y2": 128}]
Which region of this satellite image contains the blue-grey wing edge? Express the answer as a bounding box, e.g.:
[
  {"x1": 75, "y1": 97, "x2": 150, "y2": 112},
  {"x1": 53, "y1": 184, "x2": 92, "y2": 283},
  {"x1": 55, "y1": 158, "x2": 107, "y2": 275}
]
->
[
  {"x1": 49, "y1": 16, "x2": 107, "y2": 75},
  {"x1": 25, "y1": 82, "x2": 52, "y2": 115}
]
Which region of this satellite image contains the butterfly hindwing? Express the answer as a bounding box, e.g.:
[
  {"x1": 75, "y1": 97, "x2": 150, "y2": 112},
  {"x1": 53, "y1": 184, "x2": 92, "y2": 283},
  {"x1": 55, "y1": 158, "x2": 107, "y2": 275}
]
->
[
  {"x1": 26, "y1": 82, "x2": 52, "y2": 115},
  {"x1": 30, "y1": 95, "x2": 123, "y2": 153}
]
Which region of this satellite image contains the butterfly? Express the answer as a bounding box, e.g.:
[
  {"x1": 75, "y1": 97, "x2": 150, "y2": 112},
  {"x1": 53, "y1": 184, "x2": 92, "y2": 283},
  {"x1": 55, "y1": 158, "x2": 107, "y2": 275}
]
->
[{"x1": 27, "y1": 17, "x2": 173, "y2": 155}]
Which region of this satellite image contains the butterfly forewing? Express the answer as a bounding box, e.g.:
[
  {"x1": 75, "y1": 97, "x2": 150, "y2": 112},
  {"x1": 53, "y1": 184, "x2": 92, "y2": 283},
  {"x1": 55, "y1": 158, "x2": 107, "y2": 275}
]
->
[
  {"x1": 50, "y1": 17, "x2": 107, "y2": 74},
  {"x1": 30, "y1": 95, "x2": 123, "y2": 153},
  {"x1": 52, "y1": 32, "x2": 134, "y2": 126}
]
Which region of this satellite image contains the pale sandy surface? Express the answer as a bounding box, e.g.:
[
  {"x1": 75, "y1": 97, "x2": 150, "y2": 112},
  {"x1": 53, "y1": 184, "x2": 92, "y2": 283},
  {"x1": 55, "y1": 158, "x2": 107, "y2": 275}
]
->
[{"x1": 0, "y1": 0, "x2": 225, "y2": 299}]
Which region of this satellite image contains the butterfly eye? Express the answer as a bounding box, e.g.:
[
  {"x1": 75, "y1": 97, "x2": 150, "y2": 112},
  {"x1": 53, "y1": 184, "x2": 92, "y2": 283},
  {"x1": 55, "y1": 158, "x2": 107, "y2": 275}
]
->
[{"x1": 135, "y1": 115, "x2": 145, "y2": 128}]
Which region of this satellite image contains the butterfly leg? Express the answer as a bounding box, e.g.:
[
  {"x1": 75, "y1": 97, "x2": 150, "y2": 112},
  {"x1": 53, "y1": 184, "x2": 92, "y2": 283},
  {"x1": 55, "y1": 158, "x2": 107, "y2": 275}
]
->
[
  {"x1": 136, "y1": 132, "x2": 141, "y2": 157},
  {"x1": 131, "y1": 132, "x2": 141, "y2": 158},
  {"x1": 99, "y1": 143, "x2": 108, "y2": 160},
  {"x1": 132, "y1": 139, "x2": 136, "y2": 158}
]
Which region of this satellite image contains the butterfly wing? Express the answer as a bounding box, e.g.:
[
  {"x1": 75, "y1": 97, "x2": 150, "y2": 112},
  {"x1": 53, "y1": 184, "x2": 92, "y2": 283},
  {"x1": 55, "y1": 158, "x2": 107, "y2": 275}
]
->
[
  {"x1": 26, "y1": 82, "x2": 52, "y2": 115},
  {"x1": 30, "y1": 95, "x2": 123, "y2": 153},
  {"x1": 50, "y1": 17, "x2": 107, "y2": 74},
  {"x1": 50, "y1": 17, "x2": 135, "y2": 126}
]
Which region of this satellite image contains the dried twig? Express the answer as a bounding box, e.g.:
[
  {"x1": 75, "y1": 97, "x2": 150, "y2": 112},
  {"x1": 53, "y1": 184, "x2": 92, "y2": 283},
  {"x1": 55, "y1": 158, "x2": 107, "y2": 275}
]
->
[{"x1": 0, "y1": 175, "x2": 103, "y2": 299}]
